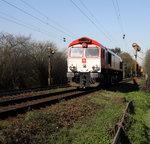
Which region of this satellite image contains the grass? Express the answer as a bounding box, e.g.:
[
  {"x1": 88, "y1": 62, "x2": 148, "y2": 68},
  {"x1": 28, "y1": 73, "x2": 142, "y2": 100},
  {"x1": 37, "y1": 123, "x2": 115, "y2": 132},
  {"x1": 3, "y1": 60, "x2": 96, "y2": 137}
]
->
[
  {"x1": 0, "y1": 79, "x2": 150, "y2": 144},
  {"x1": 0, "y1": 111, "x2": 61, "y2": 144},
  {"x1": 0, "y1": 90, "x2": 125, "y2": 144},
  {"x1": 126, "y1": 91, "x2": 150, "y2": 144},
  {"x1": 107, "y1": 79, "x2": 150, "y2": 144},
  {"x1": 49, "y1": 93, "x2": 124, "y2": 144}
]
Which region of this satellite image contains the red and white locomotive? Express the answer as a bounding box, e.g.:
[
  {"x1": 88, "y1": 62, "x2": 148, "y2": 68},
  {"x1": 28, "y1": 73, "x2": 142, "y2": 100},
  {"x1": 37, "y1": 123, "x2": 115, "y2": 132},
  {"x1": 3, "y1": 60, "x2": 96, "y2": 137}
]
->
[{"x1": 67, "y1": 37, "x2": 123, "y2": 87}]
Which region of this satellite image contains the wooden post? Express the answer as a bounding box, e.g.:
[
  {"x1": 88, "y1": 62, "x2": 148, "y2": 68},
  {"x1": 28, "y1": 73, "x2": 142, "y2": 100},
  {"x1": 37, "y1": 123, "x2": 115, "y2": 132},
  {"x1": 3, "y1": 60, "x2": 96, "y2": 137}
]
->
[{"x1": 48, "y1": 47, "x2": 51, "y2": 86}]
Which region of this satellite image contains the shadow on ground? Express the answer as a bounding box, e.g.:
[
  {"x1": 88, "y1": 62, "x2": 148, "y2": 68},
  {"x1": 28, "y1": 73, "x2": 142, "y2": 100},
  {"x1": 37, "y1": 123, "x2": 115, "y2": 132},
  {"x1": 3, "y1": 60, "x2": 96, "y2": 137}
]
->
[{"x1": 103, "y1": 82, "x2": 139, "y2": 93}]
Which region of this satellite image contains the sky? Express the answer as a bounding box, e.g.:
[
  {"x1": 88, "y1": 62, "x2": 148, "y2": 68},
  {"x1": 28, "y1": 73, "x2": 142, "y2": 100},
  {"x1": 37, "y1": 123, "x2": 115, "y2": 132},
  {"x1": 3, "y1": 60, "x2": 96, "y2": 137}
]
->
[{"x1": 0, "y1": 0, "x2": 149, "y2": 64}]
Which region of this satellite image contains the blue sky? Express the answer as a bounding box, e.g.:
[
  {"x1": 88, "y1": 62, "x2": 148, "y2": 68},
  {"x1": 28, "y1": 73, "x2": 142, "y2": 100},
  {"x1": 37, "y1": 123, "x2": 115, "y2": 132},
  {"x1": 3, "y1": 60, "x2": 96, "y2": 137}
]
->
[{"x1": 0, "y1": 0, "x2": 149, "y2": 63}]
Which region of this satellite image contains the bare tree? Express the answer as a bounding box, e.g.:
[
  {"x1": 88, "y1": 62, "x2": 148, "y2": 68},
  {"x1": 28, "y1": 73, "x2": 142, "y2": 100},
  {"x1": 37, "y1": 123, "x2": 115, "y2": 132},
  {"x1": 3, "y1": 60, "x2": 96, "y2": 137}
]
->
[
  {"x1": 31, "y1": 41, "x2": 58, "y2": 86},
  {"x1": 51, "y1": 49, "x2": 67, "y2": 85},
  {"x1": 0, "y1": 33, "x2": 67, "y2": 90},
  {"x1": 0, "y1": 33, "x2": 35, "y2": 88}
]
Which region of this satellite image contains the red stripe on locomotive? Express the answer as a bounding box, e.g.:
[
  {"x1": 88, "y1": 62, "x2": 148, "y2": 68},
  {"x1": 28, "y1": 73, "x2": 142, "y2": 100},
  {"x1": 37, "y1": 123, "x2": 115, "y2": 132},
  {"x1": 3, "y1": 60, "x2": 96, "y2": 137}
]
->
[{"x1": 69, "y1": 37, "x2": 100, "y2": 47}]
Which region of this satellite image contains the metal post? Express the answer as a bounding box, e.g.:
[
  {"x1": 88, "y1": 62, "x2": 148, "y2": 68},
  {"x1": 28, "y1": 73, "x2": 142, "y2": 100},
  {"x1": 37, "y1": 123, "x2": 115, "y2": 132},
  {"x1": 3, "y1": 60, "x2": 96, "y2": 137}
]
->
[
  {"x1": 134, "y1": 49, "x2": 137, "y2": 77},
  {"x1": 132, "y1": 43, "x2": 141, "y2": 84}
]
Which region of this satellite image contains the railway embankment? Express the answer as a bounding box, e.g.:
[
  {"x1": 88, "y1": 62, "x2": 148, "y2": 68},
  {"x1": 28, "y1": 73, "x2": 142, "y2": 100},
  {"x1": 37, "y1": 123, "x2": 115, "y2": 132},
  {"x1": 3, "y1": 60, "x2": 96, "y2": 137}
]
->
[{"x1": 0, "y1": 79, "x2": 150, "y2": 144}]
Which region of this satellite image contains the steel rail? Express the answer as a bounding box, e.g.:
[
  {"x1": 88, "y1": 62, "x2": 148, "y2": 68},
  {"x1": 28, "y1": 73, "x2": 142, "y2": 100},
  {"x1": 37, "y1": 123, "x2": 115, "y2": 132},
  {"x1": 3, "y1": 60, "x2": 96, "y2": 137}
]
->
[
  {"x1": 0, "y1": 89, "x2": 76, "y2": 106},
  {"x1": 0, "y1": 84, "x2": 69, "y2": 97},
  {"x1": 0, "y1": 88, "x2": 97, "y2": 119}
]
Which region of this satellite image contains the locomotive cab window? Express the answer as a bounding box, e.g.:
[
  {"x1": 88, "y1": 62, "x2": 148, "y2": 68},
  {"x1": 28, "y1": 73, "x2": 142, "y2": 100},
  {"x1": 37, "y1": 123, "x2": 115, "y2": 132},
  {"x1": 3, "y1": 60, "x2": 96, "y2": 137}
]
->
[
  {"x1": 70, "y1": 47, "x2": 83, "y2": 57},
  {"x1": 85, "y1": 47, "x2": 99, "y2": 57}
]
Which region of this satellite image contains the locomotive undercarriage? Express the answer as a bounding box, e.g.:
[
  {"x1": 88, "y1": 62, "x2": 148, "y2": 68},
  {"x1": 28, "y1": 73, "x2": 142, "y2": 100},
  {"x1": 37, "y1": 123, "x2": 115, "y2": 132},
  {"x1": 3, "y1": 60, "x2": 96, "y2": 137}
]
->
[
  {"x1": 100, "y1": 69, "x2": 123, "y2": 86},
  {"x1": 67, "y1": 69, "x2": 123, "y2": 88},
  {"x1": 67, "y1": 72, "x2": 100, "y2": 88}
]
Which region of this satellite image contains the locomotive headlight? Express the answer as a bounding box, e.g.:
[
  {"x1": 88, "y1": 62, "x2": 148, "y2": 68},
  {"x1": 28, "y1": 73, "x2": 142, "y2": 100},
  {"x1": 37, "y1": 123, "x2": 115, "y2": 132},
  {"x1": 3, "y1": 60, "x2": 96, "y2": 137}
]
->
[
  {"x1": 69, "y1": 65, "x2": 77, "y2": 72},
  {"x1": 92, "y1": 65, "x2": 100, "y2": 72}
]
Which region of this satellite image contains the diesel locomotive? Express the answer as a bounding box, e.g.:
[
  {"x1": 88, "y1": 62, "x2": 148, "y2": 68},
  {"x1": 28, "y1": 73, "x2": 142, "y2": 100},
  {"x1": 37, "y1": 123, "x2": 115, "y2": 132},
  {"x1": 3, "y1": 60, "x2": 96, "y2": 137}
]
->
[{"x1": 67, "y1": 37, "x2": 123, "y2": 88}]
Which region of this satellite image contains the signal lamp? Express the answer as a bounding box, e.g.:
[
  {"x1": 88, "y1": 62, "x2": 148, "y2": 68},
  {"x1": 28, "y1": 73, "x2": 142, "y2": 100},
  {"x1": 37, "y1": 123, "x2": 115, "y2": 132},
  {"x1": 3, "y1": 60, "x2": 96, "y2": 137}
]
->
[
  {"x1": 51, "y1": 49, "x2": 55, "y2": 54},
  {"x1": 132, "y1": 43, "x2": 141, "y2": 51}
]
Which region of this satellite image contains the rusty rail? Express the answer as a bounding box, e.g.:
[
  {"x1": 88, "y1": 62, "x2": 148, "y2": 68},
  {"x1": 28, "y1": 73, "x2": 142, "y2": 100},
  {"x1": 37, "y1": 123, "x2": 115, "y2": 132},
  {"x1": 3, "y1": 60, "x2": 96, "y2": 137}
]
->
[
  {"x1": 112, "y1": 101, "x2": 133, "y2": 144},
  {"x1": 0, "y1": 84, "x2": 69, "y2": 97}
]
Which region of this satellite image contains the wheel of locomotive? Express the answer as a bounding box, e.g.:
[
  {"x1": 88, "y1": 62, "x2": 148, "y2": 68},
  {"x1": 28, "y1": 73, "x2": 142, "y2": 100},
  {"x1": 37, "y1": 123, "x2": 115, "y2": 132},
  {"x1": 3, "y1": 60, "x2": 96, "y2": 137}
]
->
[{"x1": 105, "y1": 74, "x2": 112, "y2": 87}]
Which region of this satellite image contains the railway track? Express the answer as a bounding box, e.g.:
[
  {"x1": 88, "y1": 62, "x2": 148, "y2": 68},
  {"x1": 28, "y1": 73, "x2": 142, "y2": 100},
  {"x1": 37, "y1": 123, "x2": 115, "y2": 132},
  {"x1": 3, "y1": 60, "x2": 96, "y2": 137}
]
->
[
  {"x1": 0, "y1": 84, "x2": 69, "y2": 97},
  {"x1": 112, "y1": 101, "x2": 133, "y2": 144},
  {"x1": 0, "y1": 88, "x2": 98, "y2": 119},
  {"x1": 0, "y1": 78, "x2": 132, "y2": 98}
]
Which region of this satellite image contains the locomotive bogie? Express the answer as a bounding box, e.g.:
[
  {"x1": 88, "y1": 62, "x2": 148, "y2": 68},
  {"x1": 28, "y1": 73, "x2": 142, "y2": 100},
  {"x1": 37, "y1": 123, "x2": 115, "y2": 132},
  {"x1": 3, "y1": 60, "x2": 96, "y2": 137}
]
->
[{"x1": 67, "y1": 72, "x2": 100, "y2": 87}]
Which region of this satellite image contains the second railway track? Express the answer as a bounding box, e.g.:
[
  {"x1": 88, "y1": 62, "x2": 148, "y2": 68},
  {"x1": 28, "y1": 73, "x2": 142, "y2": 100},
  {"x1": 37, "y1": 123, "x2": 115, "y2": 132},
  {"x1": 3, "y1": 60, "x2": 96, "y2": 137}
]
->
[
  {"x1": 0, "y1": 84, "x2": 69, "y2": 97},
  {"x1": 0, "y1": 88, "x2": 98, "y2": 119}
]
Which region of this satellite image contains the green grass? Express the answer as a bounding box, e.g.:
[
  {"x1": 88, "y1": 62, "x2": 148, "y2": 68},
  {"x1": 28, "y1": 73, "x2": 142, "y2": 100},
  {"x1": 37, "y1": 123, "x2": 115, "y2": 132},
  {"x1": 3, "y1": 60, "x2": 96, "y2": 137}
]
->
[
  {"x1": 107, "y1": 80, "x2": 150, "y2": 144},
  {"x1": 50, "y1": 95, "x2": 124, "y2": 144},
  {"x1": 126, "y1": 91, "x2": 150, "y2": 144}
]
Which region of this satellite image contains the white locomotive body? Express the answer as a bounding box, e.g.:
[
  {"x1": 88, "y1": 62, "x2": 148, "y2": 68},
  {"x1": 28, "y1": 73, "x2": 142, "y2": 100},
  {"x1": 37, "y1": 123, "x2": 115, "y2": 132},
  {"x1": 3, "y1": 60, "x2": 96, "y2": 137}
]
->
[{"x1": 67, "y1": 37, "x2": 123, "y2": 87}]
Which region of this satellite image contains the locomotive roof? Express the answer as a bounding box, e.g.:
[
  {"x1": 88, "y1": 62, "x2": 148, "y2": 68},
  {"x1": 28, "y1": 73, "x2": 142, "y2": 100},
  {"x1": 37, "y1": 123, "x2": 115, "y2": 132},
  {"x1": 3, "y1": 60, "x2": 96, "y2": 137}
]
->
[{"x1": 69, "y1": 37, "x2": 100, "y2": 47}]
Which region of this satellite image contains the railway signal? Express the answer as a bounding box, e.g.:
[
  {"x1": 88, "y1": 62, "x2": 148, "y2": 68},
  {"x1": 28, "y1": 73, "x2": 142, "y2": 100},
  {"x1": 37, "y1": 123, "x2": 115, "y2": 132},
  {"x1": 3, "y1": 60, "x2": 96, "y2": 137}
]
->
[
  {"x1": 123, "y1": 34, "x2": 125, "y2": 39},
  {"x1": 132, "y1": 43, "x2": 141, "y2": 84},
  {"x1": 63, "y1": 37, "x2": 66, "y2": 42},
  {"x1": 47, "y1": 47, "x2": 55, "y2": 86}
]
